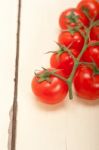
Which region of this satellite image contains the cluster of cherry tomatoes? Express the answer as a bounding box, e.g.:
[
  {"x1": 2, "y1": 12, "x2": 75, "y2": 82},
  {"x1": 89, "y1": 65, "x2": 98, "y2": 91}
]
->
[{"x1": 32, "y1": 0, "x2": 99, "y2": 105}]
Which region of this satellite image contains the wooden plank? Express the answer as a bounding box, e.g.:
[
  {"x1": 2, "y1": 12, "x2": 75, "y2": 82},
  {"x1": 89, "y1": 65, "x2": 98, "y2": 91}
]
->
[
  {"x1": 0, "y1": 0, "x2": 18, "y2": 149},
  {"x1": 16, "y1": 0, "x2": 99, "y2": 150}
]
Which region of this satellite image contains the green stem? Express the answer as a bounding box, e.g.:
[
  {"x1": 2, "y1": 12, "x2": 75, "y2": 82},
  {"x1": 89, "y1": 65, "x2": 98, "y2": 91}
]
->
[
  {"x1": 51, "y1": 72, "x2": 67, "y2": 82},
  {"x1": 88, "y1": 41, "x2": 99, "y2": 47},
  {"x1": 66, "y1": 29, "x2": 90, "y2": 99},
  {"x1": 77, "y1": 37, "x2": 89, "y2": 61},
  {"x1": 67, "y1": 80, "x2": 73, "y2": 99}
]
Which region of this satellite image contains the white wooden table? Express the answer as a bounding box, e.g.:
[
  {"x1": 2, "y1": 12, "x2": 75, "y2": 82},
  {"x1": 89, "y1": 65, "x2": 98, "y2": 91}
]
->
[{"x1": 0, "y1": 0, "x2": 99, "y2": 150}]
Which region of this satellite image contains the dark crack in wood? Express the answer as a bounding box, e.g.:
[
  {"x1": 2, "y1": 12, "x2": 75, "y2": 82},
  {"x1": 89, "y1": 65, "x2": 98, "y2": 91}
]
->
[{"x1": 8, "y1": 0, "x2": 21, "y2": 150}]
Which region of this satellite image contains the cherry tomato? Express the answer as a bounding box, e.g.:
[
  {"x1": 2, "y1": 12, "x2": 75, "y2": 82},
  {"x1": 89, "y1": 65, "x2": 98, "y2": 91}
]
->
[
  {"x1": 90, "y1": 26, "x2": 99, "y2": 41},
  {"x1": 77, "y1": 0, "x2": 99, "y2": 20},
  {"x1": 59, "y1": 8, "x2": 89, "y2": 30},
  {"x1": 58, "y1": 31, "x2": 84, "y2": 52},
  {"x1": 31, "y1": 69, "x2": 68, "y2": 104},
  {"x1": 50, "y1": 49, "x2": 79, "y2": 77},
  {"x1": 82, "y1": 42, "x2": 99, "y2": 68},
  {"x1": 74, "y1": 65, "x2": 99, "y2": 100}
]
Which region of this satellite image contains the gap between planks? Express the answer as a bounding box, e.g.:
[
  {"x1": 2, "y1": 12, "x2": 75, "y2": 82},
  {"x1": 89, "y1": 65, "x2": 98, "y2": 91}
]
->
[{"x1": 8, "y1": 0, "x2": 22, "y2": 150}]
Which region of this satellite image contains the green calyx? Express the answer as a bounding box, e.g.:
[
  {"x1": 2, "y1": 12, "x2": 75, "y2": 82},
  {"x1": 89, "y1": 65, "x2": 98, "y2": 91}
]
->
[
  {"x1": 66, "y1": 11, "x2": 79, "y2": 23},
  {"x1": 66, "y1": 11, "x2": 84, "y2": 35},
  {"x1": 56, "y1": 47, "x2": 66, "y2": 61},
  {"x1": 35, "y1": 68, "x2": 57, "y2": 83},
  {"x1": 82, "y1": 7, "x2": 91, "y2": 21},
  {"x1": 88, "y1": 57, "x2": 99, "y2": 75},
  {"x1": 82, "y1": 7, "x2": 89, "y2": 13},
  {"x1": 79, "y1": 61, "x2": 99, "y2": 75},
  {"x1": 92, "y1": 63, "x2": 99, "y2": 75},
  {"x1": 55, "y1": 43, "x2": 74, "y2": 61},
  {"x1": 67, "y1": 25, "x2": 81, "y2": 35},
  {"x1": 92, "y1": 20, "x2": 99, "y2": 27},
  {"x1": 94, "y1": 68, "x2": 99, "y2": 75}
]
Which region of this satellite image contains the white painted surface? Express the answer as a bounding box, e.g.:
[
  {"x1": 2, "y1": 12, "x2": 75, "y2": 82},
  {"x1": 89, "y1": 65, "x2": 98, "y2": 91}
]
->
[
  {"x1": 0, "y1": 0, "x2": 99, "y2": 150},
  {"x1": 0, "y1": 0, "x2": 17, "y2": 149},
  {"x1": 16, "y1": 0, "x2": 99, "y2": 150}
]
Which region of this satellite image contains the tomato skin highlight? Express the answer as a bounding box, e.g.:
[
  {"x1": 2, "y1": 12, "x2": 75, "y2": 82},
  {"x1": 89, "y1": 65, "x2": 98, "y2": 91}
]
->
[
  {"x1": 32, "y1": 69, "x2": 68, "y2": 104},
  {"x1": 59, "y1": 8, "x2": 89, "y2": 29},
  {"x1": 74, "y1": 65, "x2": 99, "y2": 100},
  {"x1": 82, "y1": 43, "x2": 99, "y2": 68},
  {"x1": 77, "y1": 0, "x2": 99, "y2": 20},
  {"x1": 90, "y1": 26, "x2": 99, "y2": 41},
  {"x1": 58, "y1": 31, "x2": 84, "y2": 52}
]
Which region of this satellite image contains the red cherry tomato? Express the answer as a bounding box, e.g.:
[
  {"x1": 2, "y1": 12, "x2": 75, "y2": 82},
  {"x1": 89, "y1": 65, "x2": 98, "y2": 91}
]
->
[
  {"x1": 59, "y1": 8, "x2": 89, "y2": 29},
  {"x1": 50, "y1": 49, "x2": 79, "y2": 77},
  {"x1": 74, "y1": 65, "x2": 99, "y2": 100},
  {"x1": 58, "y1": 31, "x2": 84, "y2": 52},
  {"x1": 82, "y1": 42, "x2": 99, "y2": 68},
  {"x1": 31, "y1": 69, "x2": 68, "y2": 104},
  {"x1": 77, "y1": 0, "x2": 99, "y2": 20},
  {"x1": 90, "y1": 26, "x2": 99, "y2": 41}
]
